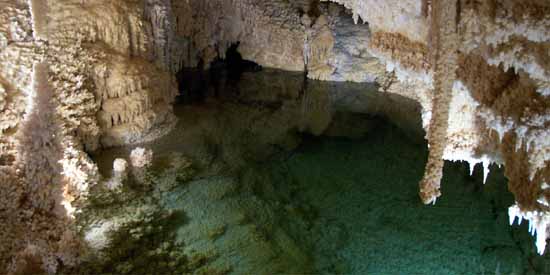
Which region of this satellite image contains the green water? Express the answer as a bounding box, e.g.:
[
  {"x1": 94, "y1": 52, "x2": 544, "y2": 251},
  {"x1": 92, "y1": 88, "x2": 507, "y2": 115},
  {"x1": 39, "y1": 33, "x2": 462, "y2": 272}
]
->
[
  {"x1": 244, "y1": 126, "x2": 527, "y2": 274},
  {"x1": 86, "y1": 69, "x2": 549, "y2": 274}
]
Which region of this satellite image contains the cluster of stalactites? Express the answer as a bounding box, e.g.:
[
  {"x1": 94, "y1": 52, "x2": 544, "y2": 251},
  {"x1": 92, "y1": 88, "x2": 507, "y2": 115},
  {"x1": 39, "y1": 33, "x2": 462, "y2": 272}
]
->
[{"x1": 509, "y1": 204, "x2": 550, "y2": 255}]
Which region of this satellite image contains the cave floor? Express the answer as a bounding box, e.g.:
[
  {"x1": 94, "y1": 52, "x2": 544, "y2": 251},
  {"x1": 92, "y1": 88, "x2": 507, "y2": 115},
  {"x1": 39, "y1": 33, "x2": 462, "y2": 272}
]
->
[{"x1": 88, "y1": 69, "x2": 549, "y2": 274}]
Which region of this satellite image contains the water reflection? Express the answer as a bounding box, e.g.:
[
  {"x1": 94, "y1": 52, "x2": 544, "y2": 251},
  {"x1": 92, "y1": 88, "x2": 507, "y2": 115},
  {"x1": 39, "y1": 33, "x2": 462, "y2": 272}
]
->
[
  {"x1": 94, "y1": 68, "x2": 423, "y2": 175},
  {"x1": 88, "y1": 69, "x2": 547, "y2": 274}
]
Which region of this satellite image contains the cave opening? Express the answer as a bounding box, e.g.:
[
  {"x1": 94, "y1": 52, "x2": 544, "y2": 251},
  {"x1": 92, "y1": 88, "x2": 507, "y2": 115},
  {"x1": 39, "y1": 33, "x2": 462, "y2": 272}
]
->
[
  {"x1": 175, "y1": 43, "x2": 262, "y2": 104},
  {"x1": 211, "y1": 43, "x2": 263, "y2": 78}
]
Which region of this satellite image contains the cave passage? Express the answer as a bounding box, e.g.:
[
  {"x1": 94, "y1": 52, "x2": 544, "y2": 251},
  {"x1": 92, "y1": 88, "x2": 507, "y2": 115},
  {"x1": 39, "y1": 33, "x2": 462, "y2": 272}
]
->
[
  {"x1": 175, "y1": 43, "x2": 262, "y2": 104},
  {"x1": 90, "y1": 68, "x2": 545, "y2": 274}
]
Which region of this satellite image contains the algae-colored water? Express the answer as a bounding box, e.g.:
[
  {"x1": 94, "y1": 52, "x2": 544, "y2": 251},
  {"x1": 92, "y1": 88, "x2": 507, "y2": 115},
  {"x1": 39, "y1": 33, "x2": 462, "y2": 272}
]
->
[
  {"x1": 246, "y1": 128, "x2": 536, "y2": 274},
  {"x1": 88, "y1": 68, "x2": 550, "y2": 274}
]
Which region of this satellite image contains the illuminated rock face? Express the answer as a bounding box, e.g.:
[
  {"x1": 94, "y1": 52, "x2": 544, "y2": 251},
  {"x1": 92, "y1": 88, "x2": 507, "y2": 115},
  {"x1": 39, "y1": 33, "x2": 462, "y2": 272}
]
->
[
  {"x1": 0, "y1": 0, "x2": 548, "y2": 272},
  {"x1": 0, "y1": 0, "x2": 176, "y2": 272}
]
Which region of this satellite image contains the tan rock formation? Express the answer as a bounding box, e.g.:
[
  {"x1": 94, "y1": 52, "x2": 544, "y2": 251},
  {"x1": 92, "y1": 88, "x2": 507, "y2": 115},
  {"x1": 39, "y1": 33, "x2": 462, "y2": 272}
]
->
[
  {"x1": 93, "y1": 56, "x2": 177, "y2": 147},
  {"x1": 130, "y1": 147, "x2": 153, "y2": 169},
  {"x1": 171, "y1": 0, "x2": 307, "y2": 71},
  {"x1": 418, "y1": 0, "x2": 459, "y2": 205},
  {"x1": 0, "y1": 0, "x2": 177, "y2": 272}
]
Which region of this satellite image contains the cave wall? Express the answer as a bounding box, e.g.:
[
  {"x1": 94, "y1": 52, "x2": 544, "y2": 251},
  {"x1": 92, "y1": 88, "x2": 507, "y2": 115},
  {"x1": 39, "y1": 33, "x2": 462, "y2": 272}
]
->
[
  {"x1": 0, "y1": 0, "x2": 178, "y2": 272},
  {"x1": 169, "y1": 0, "x2": 308, "y2": 71},
  {"x1": 167, "y1": 0, "x2": 382, "y2": 81}
]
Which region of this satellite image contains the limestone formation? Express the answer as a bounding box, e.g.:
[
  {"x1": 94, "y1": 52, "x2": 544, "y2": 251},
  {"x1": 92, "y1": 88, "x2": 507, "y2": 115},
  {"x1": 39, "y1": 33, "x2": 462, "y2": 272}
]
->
[
  {"x1": 0, "y1": 0, "x2": 549, "y2": 272},
  {"x1": 113, "y1": 158, "x2": 128, "y2": 174},
  {"x1": 418, "y1": 0, "x2": 459, "y2": 205},
  {"x1": 318, "y1": 0, "x2": 550, "y2": 255},
  {"x1": 130, "y1": 147, "x2": 154, "y2": 169},
  {"x1": 105, "y1": 158, "x2": 128, "y2": 191},
  {"x1": 171, "y1": 0, "x2": 308, "y2": 71},
  {"x1": 0, "y1": 0, "x2": 175, "y2": 272}
]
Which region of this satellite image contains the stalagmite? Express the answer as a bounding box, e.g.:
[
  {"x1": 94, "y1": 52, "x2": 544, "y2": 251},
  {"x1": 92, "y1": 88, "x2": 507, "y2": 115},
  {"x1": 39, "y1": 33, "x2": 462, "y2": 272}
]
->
[{"x1": 130, "y1": 147, "x2": 154, "y2": 168}]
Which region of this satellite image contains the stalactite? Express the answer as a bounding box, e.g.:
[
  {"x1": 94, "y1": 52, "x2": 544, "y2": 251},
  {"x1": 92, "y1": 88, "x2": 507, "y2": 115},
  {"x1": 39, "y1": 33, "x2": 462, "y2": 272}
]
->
[
  {"x1": 28, "y1": 0, "x2": 49, "y2": 40},
  {"x1": 306, "y1": 15, "x2": 336, "y2": 80},
  {"x1": 418, "y1": 0, "x2": 459, "y2": 205}
]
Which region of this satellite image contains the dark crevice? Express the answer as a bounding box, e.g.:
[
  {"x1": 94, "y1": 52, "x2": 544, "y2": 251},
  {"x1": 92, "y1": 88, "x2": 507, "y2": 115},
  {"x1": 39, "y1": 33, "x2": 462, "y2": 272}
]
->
[
  {"x1": 175, "y1": 43, "x2": 262, "y2": 104},
  {"x1": 307, "y1": 0, "x2": 321, "y2": 18}
]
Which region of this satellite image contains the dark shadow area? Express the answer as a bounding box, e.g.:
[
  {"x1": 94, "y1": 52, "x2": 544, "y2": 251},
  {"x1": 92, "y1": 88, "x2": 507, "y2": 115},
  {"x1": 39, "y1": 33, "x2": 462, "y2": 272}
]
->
[
  {"x1": 212, "y1": 43, "x2": 262, "y2": 79},
  {"x1": 175, "y1": 43, "x2": 261, "y2": 104}
]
